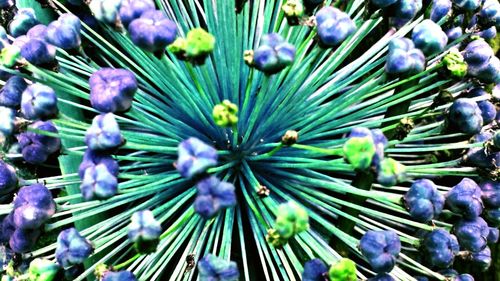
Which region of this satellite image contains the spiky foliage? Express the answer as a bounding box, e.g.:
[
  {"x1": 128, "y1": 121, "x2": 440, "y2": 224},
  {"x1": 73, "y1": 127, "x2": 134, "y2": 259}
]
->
[{"x1": 0, "y1": 0, "x2": 499, "y2": 280}]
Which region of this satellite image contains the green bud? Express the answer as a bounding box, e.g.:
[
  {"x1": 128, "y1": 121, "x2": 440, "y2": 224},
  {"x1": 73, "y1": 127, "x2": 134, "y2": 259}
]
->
[
  {"x1": 94, "y1": 263, "x2": 109, "y2": 279},
  {"x1": 213, "y1": 100, "x2": 239, "y2": 127},
  {"x1": 0, "y1": 46, "x2": 21, "y2": 68},
  {"x1": 282, "y1": 0, "x2": 304, "y2": 17},
  {"x1": 266, "y1": 228, "x2": 288, "y2": 247},
  {"x1": 343, "y1": 136, "x2": 376, "y2": 171},
  {"x1": 167, "y1": 38, "x2": 187, "y2": 56},
  {"x1": 328, "y1": 258, "x2": 357, "y2": 281},
  {"x1": 281, "y1": 130, "x2": 298, "y2": 146},
  {"x1": 377, "y1": 158, "x2": 406, "y2": 187},
  {"x1": 185, "y1": 28, "x2": 215, "y2": 57},
  {"x1": 442, "y1": 48, "x2": 467, "y2": 79},
  {"x1": 28, "y1": 258, "x2": 59, "y2": 281}
]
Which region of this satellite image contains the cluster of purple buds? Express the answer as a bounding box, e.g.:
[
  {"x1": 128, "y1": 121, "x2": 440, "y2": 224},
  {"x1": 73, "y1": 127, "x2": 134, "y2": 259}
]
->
[
  {"x1": 403, "y1": 179, "x2": 445, "y2": 222},
  {"x1": 55, "y1": 228, "x2": 93, "y2": 267},
  {"x1": 385, "y1": 38, "x2": 425, "y2": 75},
  {"x1": 176, "y1": 137, "x2": 217, "y2": 179},
  {"x1": 197, "y1": 254, "x2": 239, "y2": 281},
  {"x1": 359, "y1": 230, "x2": 401, "y2": 273},
  {"x1": 247, "y1": 33, "x2": 296, "y2": 74},
  {"x1": 46, "y1": 13, "x2": 82, "y2": 50},
  {"x1": 193, "y1": 176, "x2": 237, "y2": 219},
  {"x1": 102, "y1": 270, "x2": 138, "y2": 281},
  {"x1": 464, "y1": 131, "x2": 500, "y2": 168},
  {"x1": 127, "y1": 210, "x2": 162, "y2": 254},
  {"x1": 445, "y1": 178, "x2": 483, "y2": 219},
  {"x1": 128, "y1": 10, "x2": 177, "y2": 53},
  {"x1": 0, "y1": 76, "x2": 27, "y2": 108},
  {"x1": 21, "y1": 83, "x2": 58, "y2": 120},
  {"x1": 315, "y1": 7, "x2": 356, "y2": 47},
  {"x1": 85, "y1": 113, "x2": 124, "y2": 151},
  {"x1": 429, "y1": 0, "x2": 452, "y2": 23},
  {"x1": 119, "y1": 0, "x2": 155, "y2": 27},
  {"x1": 447, "y1": 98, "x2": 483, "y2": 135},
  {"x1": 412, "y1": 19, "x2": 448, "y2": 56},
  {"x1": 467, "y1": 87, "x2": 496, "y2": 125},
  {"x1": 18, "y1": 121, "x2": 61, "y2": 164},
  {"x1": 421, "y1": 229, "x2": 459, "y2": 268},
  {"x1": 0, "y1": 184, "x2": 56, "y2": 253},
  {"x1": 371, "y1": 0, "x2": 423, "y2": 27},
  {"x1": 463, "y1": 39, "x2": 500, "y2": 84},
  {"x1": 13, "y1": 24, "x2": 57, "y2": 66},
  {"x1": 89, "y1": 68, "x2": 138, "y2": 113},
  {"x1": 302, "y1": 258, "x2": 328, "y2": 281}
]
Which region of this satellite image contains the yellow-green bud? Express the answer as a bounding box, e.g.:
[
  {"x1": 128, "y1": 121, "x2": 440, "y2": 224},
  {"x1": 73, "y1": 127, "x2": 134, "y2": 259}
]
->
[
  {"x1": 282, "y1": 0, "x2": 304, "y2": 17},
  {"x1": 281, "y1": 130, "x2": 298, "y2": 145},
  {"x1": 28, "y1": 258, "x2": 59, "y2": 281},
  {"x1": 213, "y1": 100, "x2": 238, "y2": 127},
  {"x1": 185, "y1": 28, "x2": 215, "y2": 57},
  {"x1": 0, "y1": 46, "x2": 21, "y2": 68},
  {"x1": 328, "y1": 258, "x2": 357, "y2": 281}
]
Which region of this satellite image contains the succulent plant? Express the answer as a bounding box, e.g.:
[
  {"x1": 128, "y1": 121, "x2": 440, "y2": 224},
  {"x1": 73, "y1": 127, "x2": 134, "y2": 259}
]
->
[{"x1": 0, "y1": 0, "x2": 499, "y2": 280}]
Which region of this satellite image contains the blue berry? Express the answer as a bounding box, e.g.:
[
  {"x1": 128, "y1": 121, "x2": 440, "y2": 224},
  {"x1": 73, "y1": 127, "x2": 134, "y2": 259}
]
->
[
  {"x1": 477, "y1": 100, "x2": 496, "y2": 125},
  {"x1": 176, "y1": 137, "x2": 217, "y2": 178},
  {"x1": 13, "y1": 184, "x2": 56, "y2": 230},
  {"x1": 412, "y1": 19, "x2": 448, "y2": 56},
  {"x1": 393, "y1": 0, "x2": 423, "y2": 20},
  {"x1": 479, "y1": 180, "x2": 500, "y2": 208},
  {"x1": 9, "y1": 9, "x2": 39, "y2": 37},
  {"x1": 421, "y1": 229, "x2": 459, "y2": 268},
  {"x1": 316, "y1": 7, "x2": 356, "y2": 47},
  {"x1": 78, "y1": 149, "x2": 119, "y2": 179},
  {"x1": 55, "y1": 228, "x2": 93, "y2": 267},
  {"x1": 128, "y1": 10, "x2": 177, "y2": 52},
  {"x1": 198, "y1": 254, "x2": 239, "y2": 281},
  {"x1": 447, "y1": 98, "x2": 483, "y2": 135},
  {"x1": 21, "y1": 83, "x2": 58, "y2": 120},
  {"x1": 454, "y1": 217, "x2": 489, "y2": 252},
  {"x1": 46, "y1": 14, "x2": 82, "y2": 50},
  {"x1": 456, "y1": 274, "x2": 475, "y2": 281},
  {"x1": 0, "y1": 160, "x2": 17, "y2": 196},
  {"x1": 119, "y1": 0, "x2": 155, "y2": 27},
  {"x1": 252, "y1": 33, "x2": 295, "y2": 74},
  {"x1": 102, "y1": 270, "x2": 137, "y2": 281},
  {"x1": 0, "y1": 76, "x2": 27, "y2": 108},
  {"x1": 471, "y1": 246, "x2": 492, "y2": 271},
  {"x1": 477, "y1": 26, "x2": 497, "y2": 40},
  {"x1": 446, "y1": 26, "x2": 463, "y2": 41},
  {"x1": 446, "y1": 178, "x2": 483, "y2": 219},
  {"x1": 429, "y1": 0, "x2": 452, "y2": 23},
  {"x1": 80, "y1": 164, "x2": 118, "y2": 201},
  {"x1": 19, "y1": 37, "x2": 56, "y2": 66},
  {"x1": 89, "y1": 68, "x2": 138, "y2": 113},
  {"x1": 385, "y1": 38, "x2": 425, "y2": 75},
  {"x1": 404, "y1": 179, "x2": 444, "y2": 222},
  {"x1": 359, "y1": 230, "x2": 401, "y2": 273},
  {"x1": 85, "y1": 113, "x2": 123, "y2": 151},
  {"x1": 18, "y1": 121, "x2": 61, "y2": 164},
  {"x1": 476, "y1": 56, "x2": 500, "y2": 84},
  {"x1": 487, "y1": 227, "x2": 499, "y2": 243},
  {"x1": 302, "y1": 258, "x2": 328, "y2": 281},
  {"x1": 194, "y1": 176, "x2": 236, "y2": 219}
]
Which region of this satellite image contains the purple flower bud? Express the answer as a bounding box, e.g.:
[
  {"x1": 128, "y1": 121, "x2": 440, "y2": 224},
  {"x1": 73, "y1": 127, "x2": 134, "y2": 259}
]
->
[
  {"x1": 445, "y1": 178, "x2": 483, "y2": 219},
  {"x1": 316, "y1": 7, "x2": 356, "y2": 47},
  {"x1": 0, "y1": 160, "x2": 17, "y2": 196},
  {"x1": 359, "y1": 230, "x2": 401, "y2": 273},
  {"x1": 477, "y1": 26, "x2": 497, "y2": 40},
  {"x1": 194, "y1": 176, "x2": 236, "y2": 219},
  {"x1": 404, "y1": 179, "x2": 444, "y2": 222},
  {"x1": 480, "y1": 0, "x2": 500, "y2": 28},
  {"x1": 0, "y1": 213, "x2": 16, "y2": 243},
  {"x1": 429, "y1": 0, "x2": 452, "y2": 22},
  {"x1": 447, "y1": 98, "x2": 483, "y2": 135},
  {"x1": 55, "y1": 228, "x2": 93, "y2": 267},
  {"x1": 46, "y1": 14, "x2": 82, "y2": 50},
  {"x1": 102, "y1": 270, "x2": 137, "y2": 281},
  {"x1": 89, "y1": 68, "x2": 138, "y2": 113},
  {"x1": 368, "y1": 273, "x2": 395, "y2": 281},
  {"x1": 385, "y1": 38, "x2": 425, "y2": 75},
  {"x1": 9, "y1": 228, "x2": 40, "y2": 253},
  {"x1": 20, "y1": 38, "x2": 56, "y2": 66},
  {"x1": 253, "y1": 33, "x2": 295, "y2": 74},
  {"x1": 0, "y1": 76, "x2": 27, "y2": 108},
  {"x1": 27, "y1": 24, "x2": 48, "y2": 40},
  {"x1": 471, "y1": 245, "x2": 492, "y2": 271},
  {"x1": 198, "y1": 254, "x2": 240, "y2": 280},
  {"x1": 78, "y1": 149, "x2": 119, "y2": 179},
  {"x1": 13, "y1": 184, "x2": 55, "y2": 230},
  {"x1": 18, "y1": 121, "x2": 61, "y2": 164},
  {"x1": 456, "y1": 274, "x2": 475, "y2": 281},
  {"x1": 463, "y1": 39, "x2": 494, "y2": 77},
  {"x1": 464, "y1": 132, "x2": 500, "y2": 169},
  {"x1": 454, "y1": 217, "x2": 489, "y2": 252},
  {"x1": 371, "y1": 0, "x2": 398, "y2": 8},
  {"x1": 119, "y1": 0, "x2": 155, "y2": 27},
  {"x1": 302, "y1": 258, "x2": 328, "y2": 281},
  {"x1": 484, "y1": 208, "x2": 500, "y2": 227},
  {"x1": 446, "y1": 26, "x2": 463, "y2": 41},
  {"x1": 393, "y1": 0, "x2": 422, "y2": 20},
  {"x1": 128, "y1": 10, "x2": 177, "y2": 52},
  {"x1": 9, "y1": 9, "x2": 39, "y2": 37},
  {"x1": 176, "y1": 137, "x2": 217, "y2": 178},
  {"x1": 477, "y1": 100, "x2": 496, "y2": 125},
  {"x1": 412, "y1": 20, "x2": 448, "y2": 56},
  {"x1": 454, "y1": 0, "x2": 481, "y2": 11},
  {"x1": 80, "y1": 164, "x2": 118, "y2": 201},
  {"x1": 85, "y1": 113, "x2": 123, "y2": 151},
  {"x1": 487, "y1": 227, "x2": 499, "y2": 243},
  {"x1": 476, "y1": 56, "x2": 500, "y2": 84},
  {"x1": 127, "y1": 210, "x2": 161, "y2": 253},
  {"x1": 479, "y1": 180, "x2": 500, "y2": 208},
  {"x1": 421, "y1": 229, "x2": 459, "y2": 268},
  {"x1": 21, "y1": 83, "x2": 58, "y2": 120}
]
